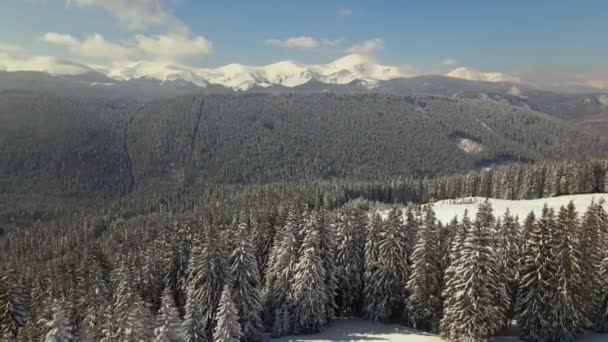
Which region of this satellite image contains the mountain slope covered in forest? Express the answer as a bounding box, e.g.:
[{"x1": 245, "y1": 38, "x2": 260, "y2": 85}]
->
[{"x1": 1, "y1": 91, "x2": 606, "y2": 198}]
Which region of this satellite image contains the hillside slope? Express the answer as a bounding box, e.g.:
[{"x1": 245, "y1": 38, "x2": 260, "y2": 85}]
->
[{"x1": 1, "y1": 91, "x2": 606, "y2": 198}]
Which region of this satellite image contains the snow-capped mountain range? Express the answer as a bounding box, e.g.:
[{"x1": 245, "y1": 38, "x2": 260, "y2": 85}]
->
[{"x1": 104, "y1": 54, "x2": 407, "y2": 90}]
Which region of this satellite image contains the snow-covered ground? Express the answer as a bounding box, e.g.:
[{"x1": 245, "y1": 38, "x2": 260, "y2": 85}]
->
[
  {"x1": 262, "y1": 319, "x2": 607, "y2": 342},
  {"x1": 263, "y1": 319, "x2": 440, "y2": 342},
  {"x1": 431, "y1": 194, "x2": 608, "y2": 223}
]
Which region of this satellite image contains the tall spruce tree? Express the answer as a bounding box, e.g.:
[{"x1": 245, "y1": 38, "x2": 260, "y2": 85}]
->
[
  {"x1": 372, "y1": 207, "x2": 409, "y2": 321},
  {"x1": 231, "y1": 222, "x2": 263, "y2": 342},
  {"x1": 406, "y1": 206, "x2": 442, "y2": 332},
  {"x1": 579, "y1": 201, "x2": 606, "y2": 325},
  {"x1": 183, "y1": 226, "x2": 230, "y2": 342},
  {"x1": 440, "y1": 212, "x2": 469, "y2": 340},
  {"x1": 21, "y1": 273, "x2": 53, "y2": 341},
  {"x1": 335, "y1": 210, "x2": 365, "y2": 316},
  {"x1": 363, "y1": 213, "x2": 384, "y2": 322},
  {"x1": 317, "y1": 210, "x2": 338, "y2": 325},
  {"x1": 77, "y1": 251, "x2": 111, "y2": 341},
  {"x1": 440, "y1": 205, "x2": 505, "y2": 341},
  {"x1": 517, "y1": 206, "x2": 558, "y2": 341},
  {"x1": 154, "y1": 287, "x2": 186, "y2": 342},
  {"x1": 497, "y1": 209, "x2": 520, "y2": 325},
  {"x1": 102, "y1": 254, "x2": 153, "y2": 342},
  {"x1": 552, "y1": 203, "x2": 588, "y2": 341},
  {"x1": 213, "y1": 285, "x2": 242, "y2": 342},
  {"x1": 264, "y1": 208, "x2": 299, "y2": 337},
  {"x1": 0, "y1": 268, "x2": 27, "y2": 340},
  {"x1": 44, "y1": 300, "x2": 73, "y2": 342},
  {"x1": 291, "y1": 211, "x2": 329, "y2": 334}
]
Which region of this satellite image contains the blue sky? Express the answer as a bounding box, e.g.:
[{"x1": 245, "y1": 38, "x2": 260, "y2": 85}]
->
[{"x1": 1, "y1": 0, "x2": 607, "y2": 87}]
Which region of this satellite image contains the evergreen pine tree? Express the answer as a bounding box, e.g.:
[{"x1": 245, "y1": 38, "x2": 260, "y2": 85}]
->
[
  {"x1": 335, "y1": 209, "x2": 365, "y2": 317},
  {"x1": 317, "y1": 210, "x2": 338, "y2": 324},
  {"x1": 440, "y1": 212, "x2": 470, "y2": 340},
  {"x1": 102, "y1": 254, "x2": 153, "y2": 342},
  {"x1": 440, "y1": 205, "x2": 505, "y2": 341},
  {"x1": 77, "y1": 251, "x2": 111, "y2": 341},
  {"x1": 291, "y1": 211, "x2": 329, "y2": 334},
  {"x1": 21, "y1": 273, "x2": 53, "y2": 341},
  {"x1": 517, "y1": 206, "x2": 558, "y2": 341},
  {"x1": 579, "y1": 201, "x2": 606, "y2": 324},
  {"x1": 183, "y1": 225, "x2": 230, "y2": 342},
  {"x1": 406, "y1": 206, "x2": 442, "y2": 332},
  {"x1": 363, "y1": 213, "x2": 384, "y2": 322},
  {"x1": 264, "y1": 208, "x2": 299, "y2": 337},
  {"x1": 0, "y1": 268, "x2": 27, "y2": 340},
  {"x1": 154, "y1": 287, "x2": 186, "y2": 342},
  {"x1": 552, "y1": 203, "x2": 588, "y2": 341},
  {"x1": 213, "y1": 285, "x2": 242, "y2": 342},
  {"x1": 497, "y1": 209, "x2": 520, "y2": 325},
  {"x1": 372, "y1": 207, "x2": 409, "y2": 321},
  {"x1": 44, "y1": 300, "x2": 73, "y2": 342},
  {"x1": 231, "y1": 222, "x2": 263, "y2": 342}
]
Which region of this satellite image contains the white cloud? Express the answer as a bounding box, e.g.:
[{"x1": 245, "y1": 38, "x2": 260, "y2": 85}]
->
[
  {"x1": 66, "y1": 0, "x2": 178, "y2": 30},
  {"x1": 43, "y1": 33, "x2": 133, "y2": 61},
  {"x1": 135, "y1": 33, "x2": 213, "y2": 60},
  {"x1": 442, "y1": 57, "x2": 457, "y2": 66},
  {"x1": 0, "y1": 43, "x2": 26, "y2": 54},
  {"x1": 446, "y1": 67, "x2": 519, "y2": 83},
  {"x1": 265, "y1": 36, "x2": 340, "y2": 50},
  {"x1": 0, "y1": 50, "x2": 90, "y2": 75},
  {"x1": 43, "y1": 31, "x2": 213, "y2": 63},
  {"x1": 338, "y1": 8, "x2": 352, "y2": 17},
  {"x1": 347, "y1": 38, "x2": 384, "y2": 55}
]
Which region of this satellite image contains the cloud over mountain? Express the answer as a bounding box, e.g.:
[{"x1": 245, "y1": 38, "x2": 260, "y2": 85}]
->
[{"x1": 446, "y1": 67, "x2": 519, "y2": 83}]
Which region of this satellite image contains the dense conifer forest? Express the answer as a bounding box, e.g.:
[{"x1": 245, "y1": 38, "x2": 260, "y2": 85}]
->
[
  {"x1": 2, "y1": 92, "x2": 608, "y2": 341},
  {"x1": 1, "y1": 154, "x2": 607, "y2": 341},
  {"x1": 2, "y1": 92, "x2": 607, "y2": 198}
]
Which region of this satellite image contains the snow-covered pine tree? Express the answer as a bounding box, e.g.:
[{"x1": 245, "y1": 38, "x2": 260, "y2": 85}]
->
[
  {"x1": 335, "y1": 210, "x2": 364, "y2": 317},
  {"x1": 598, "y1": 253, "x2": 608, "y2": 332},
  {"x1": 21, "y1": 273, "x2": 53, "y2": 341},
  {"x1": 579, "y1": 201, "x2": 606, "y2": 325},
  {"x1": 440, "y1": 205, "x2": 505, "y2": 341},
  {"x1": 404, "y1": 206, "x2": 418, "y2": 266},
  {"x1": 183, "y1": 225, "x2": 230, "y2": 342},
  {"x1": 497, "y1": 209, "x2": 520, "y2": 325},
  {"x1": 439, "y1": 212, "x2": 469, "y2": 340},
  {"x1": 517, "y1": 206, "x2": 558, "y2": 341},
  {"x1": 77, "y1": 251, "x2": 111, "y2": 341},
  {"x1": 44, "y1": 299, "x2": 73, "y2": 342},
  {"x1": 154, "y1": 287, "x2": 186, "y2": 342},
  {"x1": 213, "y1": 285, "x2": 242, "y2": 342},
  {"x1": 552, "y1": 203, "x2": 588, "y2": 341},
  {"x1": 317, "y1": 210, "x2": 338, "y2": 325},
  {"x1": 291, "y1": 210, "x2": 329, "y2": 334},
  {"x1": 0, "y1": 268, "x2": 27, "y2": 340},
  {"x1": 406, "y1": 206, "x2": 442, "y2": 332},
  {"x1": 103, "y1": 254, "x2": 153, "y2": 342},
  {"x1": 264, "y1": 208, "x2": 299, "y2": 337},
  {"x1": 230, "y1": 222, "x2": 263, "y2": 342},
  {"x1": 372, "y1": 207, "x2": 408, "y2": 321},
  {"x1": 363, "y1": 213, "x2": 384, "y2": 322}
]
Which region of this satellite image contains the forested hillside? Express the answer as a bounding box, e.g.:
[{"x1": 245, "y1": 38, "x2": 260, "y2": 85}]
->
[{"x1": 2, "y1": 91, "x2": 606, "y2": 199}]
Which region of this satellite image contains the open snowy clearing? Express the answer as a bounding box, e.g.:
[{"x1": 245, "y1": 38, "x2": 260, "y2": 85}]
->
[
  {"x1": 430, "y1": 194, "x2": 608, "y2": 223},
  {"x1": 262, "y1": 319, "x2": 607, "y2": 342}
]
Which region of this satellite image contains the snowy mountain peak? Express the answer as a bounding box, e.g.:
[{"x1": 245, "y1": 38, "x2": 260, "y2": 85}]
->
[{"x1": 97, "y1": 54, "x2": 409, "y2": 91}]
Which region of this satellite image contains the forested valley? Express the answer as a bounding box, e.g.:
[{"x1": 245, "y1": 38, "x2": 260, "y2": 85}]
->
[{"x1": 1, "y1": 92, "x2": 608, "y2": 342}]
